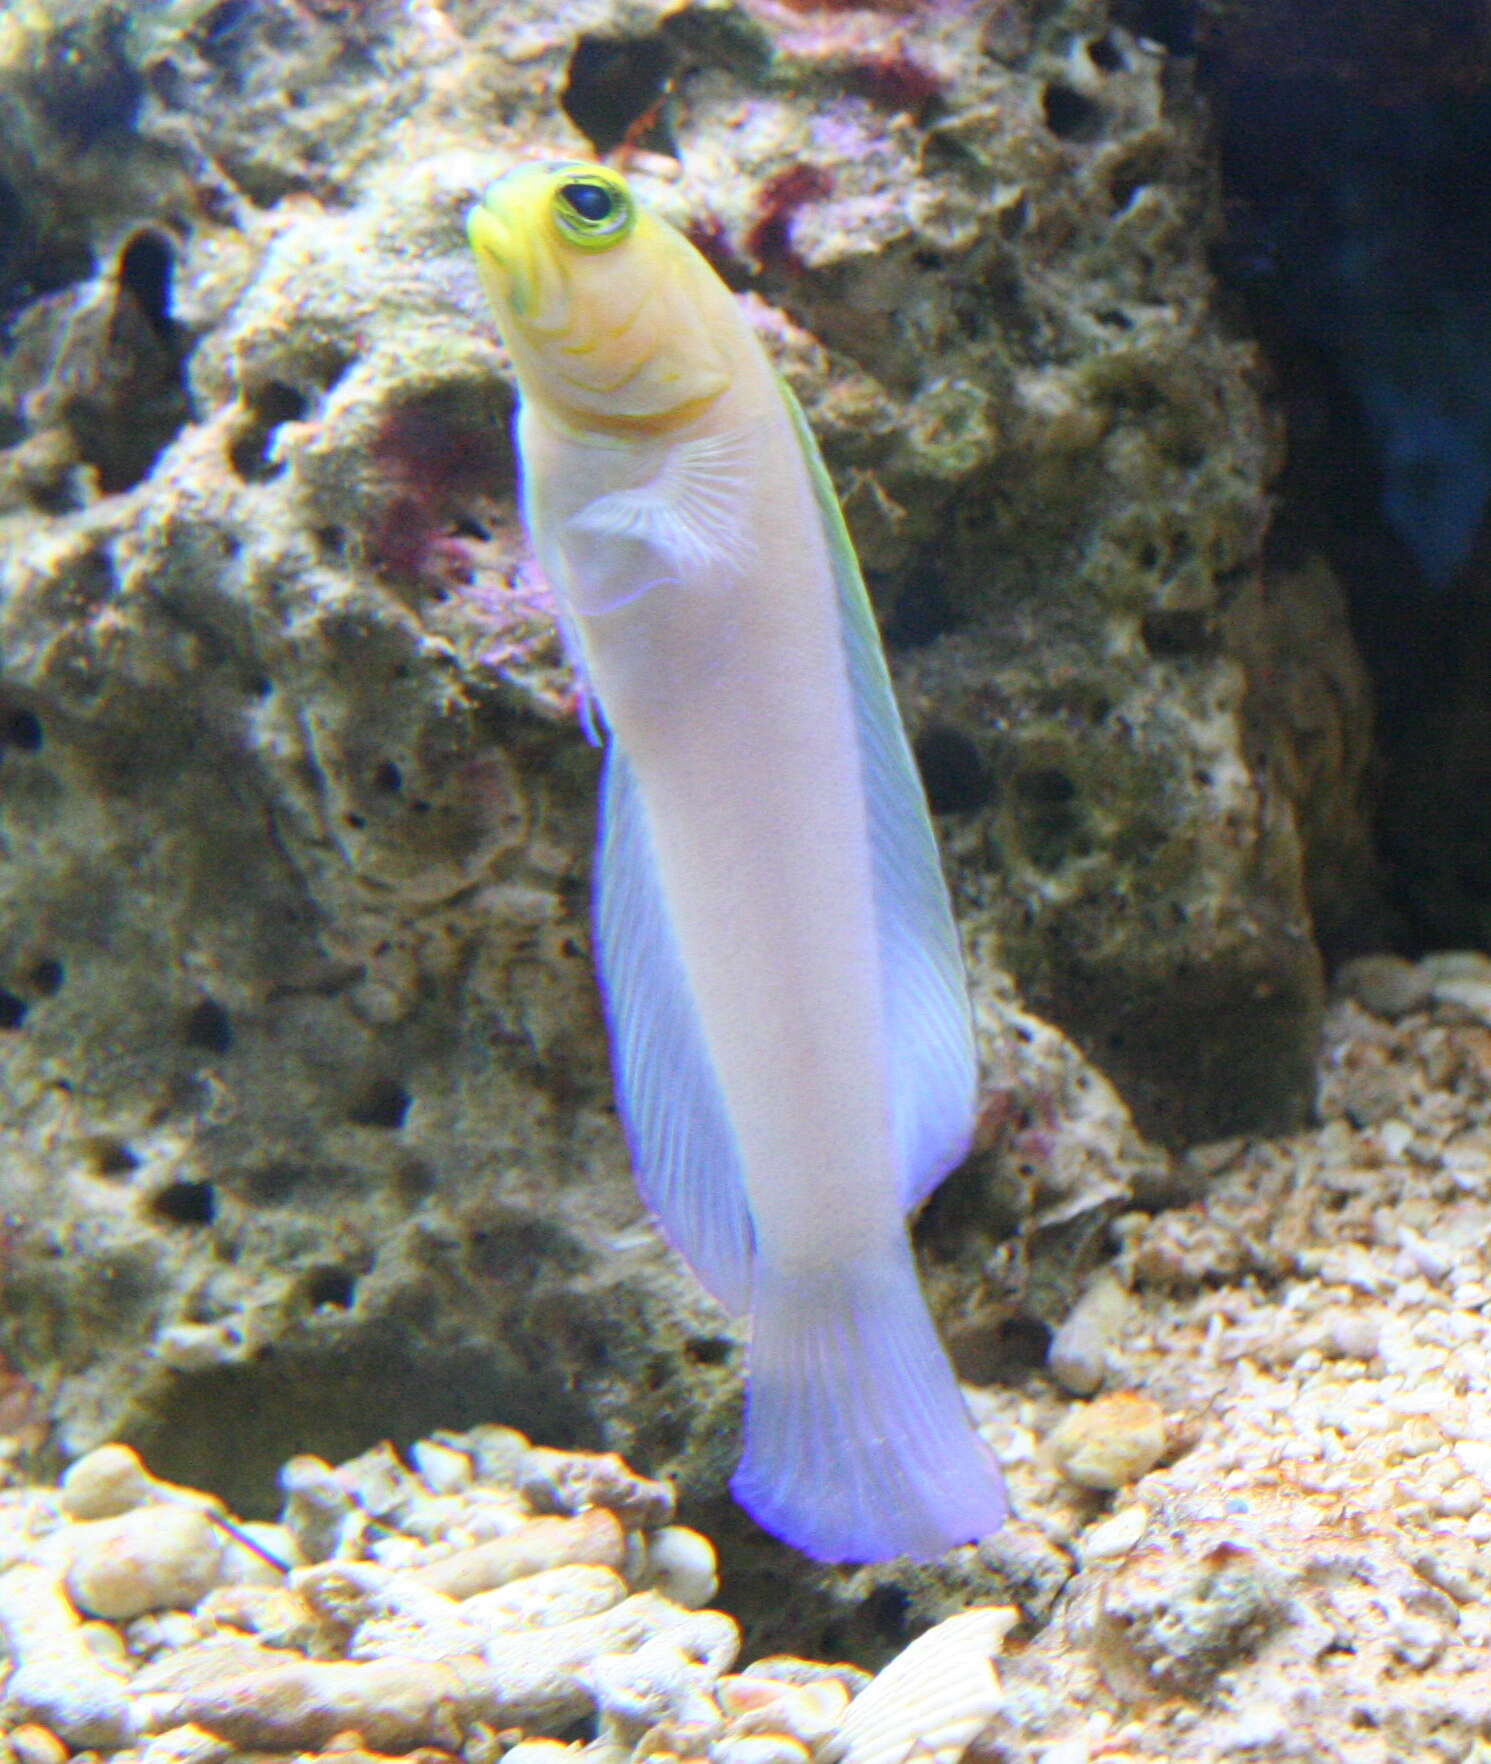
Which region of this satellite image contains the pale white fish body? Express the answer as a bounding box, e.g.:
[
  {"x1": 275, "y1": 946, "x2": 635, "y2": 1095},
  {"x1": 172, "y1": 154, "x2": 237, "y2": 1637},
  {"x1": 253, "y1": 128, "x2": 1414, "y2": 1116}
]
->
[
  {"x1": 519, "y1": 377, "x2": 900, "y2": 1265},
  {"x1": 470, "y1": 161, "x2": 1009, "y2": 1561}
]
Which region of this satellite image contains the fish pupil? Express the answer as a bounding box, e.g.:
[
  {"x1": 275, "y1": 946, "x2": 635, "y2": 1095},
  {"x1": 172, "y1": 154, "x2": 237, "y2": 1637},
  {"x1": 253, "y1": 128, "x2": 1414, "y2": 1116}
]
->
[{"x1": 562, "y1": 182, "x2": 614, "y2": 223}]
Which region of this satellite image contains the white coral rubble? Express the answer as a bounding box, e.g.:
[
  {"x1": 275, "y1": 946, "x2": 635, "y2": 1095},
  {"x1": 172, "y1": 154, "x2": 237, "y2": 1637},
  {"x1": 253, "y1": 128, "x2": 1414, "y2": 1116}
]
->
[{"x1": 0, "y1": 1435, "x2": 1014, "y2": 1764}]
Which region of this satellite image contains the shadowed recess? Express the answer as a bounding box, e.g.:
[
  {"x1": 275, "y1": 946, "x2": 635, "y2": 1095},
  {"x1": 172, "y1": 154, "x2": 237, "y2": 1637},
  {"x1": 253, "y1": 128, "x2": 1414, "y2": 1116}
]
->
[
  {"x1": 128, "y1": 1341, "x2": 600, "y2": 1517},
  {"x1": 561, "y1": 34, "x2": 677, "y2": 156}
]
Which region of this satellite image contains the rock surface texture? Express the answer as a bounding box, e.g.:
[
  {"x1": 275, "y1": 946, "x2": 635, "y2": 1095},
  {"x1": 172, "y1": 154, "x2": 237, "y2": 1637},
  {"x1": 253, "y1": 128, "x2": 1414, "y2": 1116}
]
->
[{"x1": 0, "y1": 0, "x2": 1376, "y2": 1625}]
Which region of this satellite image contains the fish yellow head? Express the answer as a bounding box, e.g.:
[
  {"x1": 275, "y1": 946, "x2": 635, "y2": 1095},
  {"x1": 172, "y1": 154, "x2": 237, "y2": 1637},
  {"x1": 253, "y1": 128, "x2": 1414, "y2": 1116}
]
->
[{"x1": 468, "y1": 161, "x2": 738, "y2": 435}]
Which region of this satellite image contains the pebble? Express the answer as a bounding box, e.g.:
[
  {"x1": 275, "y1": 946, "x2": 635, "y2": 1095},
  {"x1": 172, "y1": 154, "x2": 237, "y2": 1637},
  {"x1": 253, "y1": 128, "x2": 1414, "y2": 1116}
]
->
[
  {"x1": 516, "y1": 1448, "x2": 675, "y2": 1530},
  {"x1": 1048, "y1": 1271, "x2": 1130, "y2": 1396},
  {"x1": 1049, "y1": 1394, "x2": 1167, "y2": 1492},
  {"x1": 1429, "y1": 977, "x2": 1491, "y2": 1027},
  {"x1": 714, "y1": 1738, "x2": 811, "y2": 1764},
  {"x1": 411, "y1": 1440, "x2": 472, "y2": 1495},
  {"x1": 59, "y1": 1447, "x2": 159, "y2": 1522},
  {"x1": 637, "y1": 1526, "x2": 718, "y2": 1611},
  {"x1": 1079, "y1": 1505, "x2": 1148, "y2": 1563},
  {"x1": 65, "y1": 1506, "x2": 227, "y2": 1622},
  {"x1": 1335, "y1": 954, "x2": 1433, "y2": 1020},
  {"x1": 8, "y1": 1726, "x2": 68, "y2": 1764}
]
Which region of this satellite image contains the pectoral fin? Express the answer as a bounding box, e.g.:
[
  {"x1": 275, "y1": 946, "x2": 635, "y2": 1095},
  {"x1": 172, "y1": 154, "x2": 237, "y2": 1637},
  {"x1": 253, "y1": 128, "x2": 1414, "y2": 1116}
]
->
[{"x1": 570, "y1": 430, "x2": 750, "y2": 574}]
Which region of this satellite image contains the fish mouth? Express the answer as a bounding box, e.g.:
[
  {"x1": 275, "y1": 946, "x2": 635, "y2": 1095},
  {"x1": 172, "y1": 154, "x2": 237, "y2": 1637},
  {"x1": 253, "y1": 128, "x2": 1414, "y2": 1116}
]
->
[{"x1": 467, "y1": 197, "x2": 521, "y2": 306}]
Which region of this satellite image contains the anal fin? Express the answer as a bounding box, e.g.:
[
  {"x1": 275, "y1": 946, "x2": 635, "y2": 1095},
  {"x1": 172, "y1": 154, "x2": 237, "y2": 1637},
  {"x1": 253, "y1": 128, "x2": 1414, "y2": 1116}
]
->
[{"x1": 594, "y1": 742, "x2": 755, "y2": 1315}]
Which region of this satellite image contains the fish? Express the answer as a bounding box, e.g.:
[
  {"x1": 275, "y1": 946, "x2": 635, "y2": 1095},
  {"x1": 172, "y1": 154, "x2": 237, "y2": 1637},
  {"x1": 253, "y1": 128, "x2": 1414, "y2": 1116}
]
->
[{"x1": 467, "y1": 159, "x2": 1009, "y2": 1562}]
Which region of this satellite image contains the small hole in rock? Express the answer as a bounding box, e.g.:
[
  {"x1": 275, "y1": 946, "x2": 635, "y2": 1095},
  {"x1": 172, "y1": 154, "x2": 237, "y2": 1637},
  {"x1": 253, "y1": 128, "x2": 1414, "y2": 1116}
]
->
[
  {"x1": 0, "y1": 991, "x2": 28, "y2": 1029},
  {"x1": 999, "y1": 1314, "x2": 1053, "y2": 1370},
  {"x1": 89, "y1": 1137, "x2": 139, "y2": 1177},
  {"x1": 4, "y1": 710, "x2": 43, "y2": 751},
  {"x1": 373, "y1": 760, "x2": 403, "y2": 792},
  {"x1": 1112, "y1": 0, "x2": 1194, "y2": 54},
  {"x1": 1014, "y1": 766, "x2": 1077, "y2": 805},
  {"x1": 561, "y1": 34, "x2": 676, "y2": 156},
  {"x1": 29, "y1": 958, "x2": 64, "y2": 995},
  {"x1": 307, "y1": 1267, "x2": 357, "y2": 1310},
  {"x1": 1141, "y1": 607, "x2": 1219, "y2": 658},
  {"x1": 915, "y1": 725, "x2": 992, "y2": 814},
  {"x1": 243, "y1": 1164, "x2": 302, "y2": 1204},
  {"x1": 229, "y1": 380, "x2": 307, "y2": 483},
  {"x1": 883, "y1": 565, "x2": 959, "y2": 649},
  {"x1": 1086, "y1": 32, "x2": 1125, "y2": 71},
  {"x1": 350, "y1": 1078, "x2": 411, "y2": 1129},
  {"x1": 182, "y1": 998, "x2": 232, "y2": 1054},
  {"x1": 684, "y1": 1335, "x2": 734, "y2": 1365},
  {"x1": 150, "y1": 1179, "x2": 217, "y2": 1226},
  {"x1": 859, "y1": 1584, "x2": 910, "y2": 1644},
  {"x1": 1042, "y1": 83, "x2": 1102, "y2": 141},
  {"x1": 118, "y1": 231, "x2": 177, "y2": 345}
]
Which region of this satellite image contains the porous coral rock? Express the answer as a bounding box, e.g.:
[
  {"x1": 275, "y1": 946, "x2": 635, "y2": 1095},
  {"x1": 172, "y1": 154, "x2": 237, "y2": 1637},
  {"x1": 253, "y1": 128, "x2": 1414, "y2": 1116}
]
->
[{"x1": 0, "y1": 0, "x2": 1374, "y2": 1657}]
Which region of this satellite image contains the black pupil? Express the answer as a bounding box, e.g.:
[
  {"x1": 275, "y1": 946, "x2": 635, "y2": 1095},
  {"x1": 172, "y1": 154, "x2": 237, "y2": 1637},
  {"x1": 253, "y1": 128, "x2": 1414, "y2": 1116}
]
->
[{"x1": 562, "y1": 182, "x2": 614, "y2": 223}]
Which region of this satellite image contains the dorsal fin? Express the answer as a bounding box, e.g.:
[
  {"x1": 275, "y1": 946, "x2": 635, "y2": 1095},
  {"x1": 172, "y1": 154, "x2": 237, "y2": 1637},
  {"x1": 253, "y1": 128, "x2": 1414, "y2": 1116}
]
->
[{"x1": 780, "y1": 383, "x2": 979, "y2": 1207}]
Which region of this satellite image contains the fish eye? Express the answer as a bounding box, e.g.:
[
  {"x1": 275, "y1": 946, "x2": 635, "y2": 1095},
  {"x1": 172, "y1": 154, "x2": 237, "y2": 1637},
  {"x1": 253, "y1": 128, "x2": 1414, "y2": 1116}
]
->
[
  {"x1": 561, "y1": 182, "x2": 613, "y2": 221},
  {"x1": 552, "y1": 175, "x2": 635, "y2": 251}
]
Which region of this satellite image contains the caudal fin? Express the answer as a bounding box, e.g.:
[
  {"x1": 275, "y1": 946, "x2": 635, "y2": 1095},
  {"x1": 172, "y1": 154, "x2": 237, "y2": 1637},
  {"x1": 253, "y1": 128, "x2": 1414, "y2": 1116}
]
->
[{"x1": 731, "y1": 1238, "x2": 1010, "y2": 1563}]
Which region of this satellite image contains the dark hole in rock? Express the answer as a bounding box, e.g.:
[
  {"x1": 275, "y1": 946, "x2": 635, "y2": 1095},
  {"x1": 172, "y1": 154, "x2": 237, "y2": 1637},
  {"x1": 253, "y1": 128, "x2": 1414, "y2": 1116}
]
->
[
  {"x1": 1110, "y1": 169, "x2": 1148, "y2": 210},
  {"x1": 684, "y1": 1335, "x2": 734, "y2": 1365},
  {"x1": 1087, "y1": 32, "x2": 1126, "y2": 71},
  {"x1": 1141, "y1": 607, "x2": 1220, "y2": 658},
  {"x1": 1014, "y1": 766, "x2": 1078, "y2": 804},
  {"x1": 229, "y1": 381, "x2": 308, "y2": 483},
  {"x1": 182, "y1": 997, "x2": 232, "y2": 1054},
  {"x1": 0, "y1": 991, "x2": 27, "y2": 1030},
  {"x1": 32, "y1": 6, "x2": 142, "y2": 147},
  {"x1": 1042, "y1": 83, "x2": 1103, "y2": 141},
  {"x1": 28, "y1": 958, "x2": 64, "y2": 995},
  {"x1": 561, "y1": 34, "x2": 677, "y2": 156},
  {"x1": 63, "y1": 231, "x2": 193, "y2": 493},
  {"x1": 151, "y1": 1179, "x2": 217, "y2": 1226},
  {"x1": 0, "y1": 175, "x2": 95, "y2": 347},
  {"x1": 89, "y1": 1137, "x2": 139, "y2": 1177},
  {"x1": 999, "y1": 1314, "x2": 1053, "y2": 1369},
  {"x1": 373, "y1": 760, "x2": 403, "y2": 792},
  {"x1": 883, "y1": 564, "x2": 959, "y2": 649},
  {"x1": 307, "y1": 1267, "x2": 357, "y2": 1310},
  {"x1": 195, "y1": 0, "x2": 256, "y2": 72},
  {"x1": 117, "y1": 232, "x2": 177, "y2": 346},
  {"x1": 1112, "y1": 0, "x2": 1195, "y2": 54},
  {"x1": 242, "y1": 1164, "x2": 305, "y2": 1204},
  {"x1": 858, "y1": 1584, "x2": 911, "y2": 1645},
  {"x1": 350, "y1": 1078, "x2": 411, "y2": 1130},
  {"x1": 916, "y1": 724, "x2": 993, "y2": 814},
  {"x1": 4, "y1": 709, "x2": 43, "y2": 752}
]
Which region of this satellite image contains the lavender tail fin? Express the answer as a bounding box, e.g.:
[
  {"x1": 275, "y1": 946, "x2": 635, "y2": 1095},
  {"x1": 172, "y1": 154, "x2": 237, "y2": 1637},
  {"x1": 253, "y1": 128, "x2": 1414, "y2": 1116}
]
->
[{"x1": 731, "y1": 1237, "x2": 1010, "y2": 1563}]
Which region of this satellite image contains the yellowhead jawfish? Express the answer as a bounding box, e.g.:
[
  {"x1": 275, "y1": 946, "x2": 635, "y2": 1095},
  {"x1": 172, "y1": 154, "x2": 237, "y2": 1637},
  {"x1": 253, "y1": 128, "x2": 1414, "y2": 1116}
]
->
[{"x1": 468, "y1": 161, "x2": 1009, "y2": 1561}]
